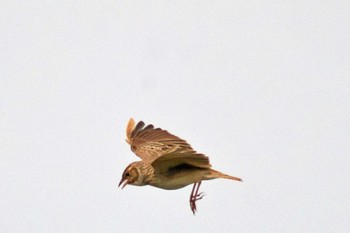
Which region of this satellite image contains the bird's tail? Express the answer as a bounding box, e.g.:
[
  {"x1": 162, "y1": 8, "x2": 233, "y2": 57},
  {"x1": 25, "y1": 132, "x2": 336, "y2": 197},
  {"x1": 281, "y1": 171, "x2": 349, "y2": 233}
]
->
[{"x1": 208, "y1": 169, "x2": 243, "y2": 182}]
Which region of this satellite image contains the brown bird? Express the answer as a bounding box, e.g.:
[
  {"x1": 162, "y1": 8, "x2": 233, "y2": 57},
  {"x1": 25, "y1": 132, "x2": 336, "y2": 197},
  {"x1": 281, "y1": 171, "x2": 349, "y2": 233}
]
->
[{"x1": 119, "y1": 118, "x2": 242, "y2": 214}]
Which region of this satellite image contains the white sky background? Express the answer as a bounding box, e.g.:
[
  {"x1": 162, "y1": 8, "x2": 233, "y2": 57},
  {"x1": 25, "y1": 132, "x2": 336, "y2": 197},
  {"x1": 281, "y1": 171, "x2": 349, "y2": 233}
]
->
[{"x1": 1, "y1": 1, "x2": 349, "y2": 232}]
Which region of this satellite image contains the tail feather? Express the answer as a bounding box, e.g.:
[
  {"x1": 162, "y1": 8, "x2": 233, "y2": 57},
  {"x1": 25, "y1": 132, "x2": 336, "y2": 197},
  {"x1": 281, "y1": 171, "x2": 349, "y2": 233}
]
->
[
  {"x1": 220, "y1": 173, "x2": 242, "y2": 182},
  {"x1": 208, "y1": 169, "x2": 243, "y2": 182}
]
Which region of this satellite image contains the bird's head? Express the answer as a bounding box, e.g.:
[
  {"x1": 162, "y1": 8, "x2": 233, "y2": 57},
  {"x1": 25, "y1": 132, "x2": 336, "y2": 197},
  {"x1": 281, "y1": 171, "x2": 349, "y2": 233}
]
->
[{"x1": 118, "y1": 161, "x2": 145, "y2": 189}]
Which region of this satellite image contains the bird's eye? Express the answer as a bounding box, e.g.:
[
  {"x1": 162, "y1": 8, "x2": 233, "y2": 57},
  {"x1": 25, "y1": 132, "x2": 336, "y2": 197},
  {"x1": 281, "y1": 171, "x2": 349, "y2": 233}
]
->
[{"x1": 125, "y1": 173, "x2": 130, "y2": 177}]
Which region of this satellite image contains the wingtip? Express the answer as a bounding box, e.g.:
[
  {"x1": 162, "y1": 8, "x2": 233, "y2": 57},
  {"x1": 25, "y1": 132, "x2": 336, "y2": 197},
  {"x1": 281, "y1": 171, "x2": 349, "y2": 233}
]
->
[
  {"x1": 126, "y1": 118, "x2": 135, "y2": 145},
  {"x1": 128, "y1": 118, "x2": 135, "y2": 125}
]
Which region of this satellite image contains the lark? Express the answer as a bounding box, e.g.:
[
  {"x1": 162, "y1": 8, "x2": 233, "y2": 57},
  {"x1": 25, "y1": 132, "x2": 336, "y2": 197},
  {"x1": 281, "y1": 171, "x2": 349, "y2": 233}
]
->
[{"x1": 119, "y1": 118, "x2": 242, "y2": 214}]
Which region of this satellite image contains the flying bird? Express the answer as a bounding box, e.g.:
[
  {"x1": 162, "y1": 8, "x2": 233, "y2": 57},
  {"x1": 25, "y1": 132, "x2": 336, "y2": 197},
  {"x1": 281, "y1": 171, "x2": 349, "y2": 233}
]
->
[{"x1": 119, "y1": 118, "x2": 242, "y2": 214}]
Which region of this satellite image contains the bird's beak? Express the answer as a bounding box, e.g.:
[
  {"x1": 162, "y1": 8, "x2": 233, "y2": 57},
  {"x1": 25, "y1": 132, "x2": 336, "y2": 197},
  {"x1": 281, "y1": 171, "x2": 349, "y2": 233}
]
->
[{"x1": 118, "y1": 177, "x2": 128, "y2": 189}]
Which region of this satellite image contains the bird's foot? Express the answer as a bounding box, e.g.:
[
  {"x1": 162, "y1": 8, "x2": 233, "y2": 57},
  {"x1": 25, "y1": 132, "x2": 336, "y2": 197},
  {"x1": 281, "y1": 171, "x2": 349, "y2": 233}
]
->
[{"x1": 189, "y1": 182, "x2": 204, "y2": 215}]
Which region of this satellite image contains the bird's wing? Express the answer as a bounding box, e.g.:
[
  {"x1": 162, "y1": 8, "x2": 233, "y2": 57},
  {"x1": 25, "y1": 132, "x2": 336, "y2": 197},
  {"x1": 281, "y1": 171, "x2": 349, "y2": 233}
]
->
[
  {"x1": 151, "y1": 152, "x2": 212, "y2": 175},
  {"x1": 125, "y1": 118, "x2": 193, "y2": 162}
]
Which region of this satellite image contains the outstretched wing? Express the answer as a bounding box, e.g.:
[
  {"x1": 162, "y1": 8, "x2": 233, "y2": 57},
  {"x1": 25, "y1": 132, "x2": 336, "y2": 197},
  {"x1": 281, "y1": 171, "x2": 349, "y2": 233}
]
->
[
  {"x1": 125, "y1": 118, "x2": 194, "y2": 162},
  {"x1": 151, "y1": 152, "x2": 212, "y2": 175}
]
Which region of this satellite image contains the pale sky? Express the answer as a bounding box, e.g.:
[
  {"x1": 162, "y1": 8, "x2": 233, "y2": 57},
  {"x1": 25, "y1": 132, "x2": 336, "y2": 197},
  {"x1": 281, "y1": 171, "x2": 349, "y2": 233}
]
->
[{"x1": 1, "y1": 1, "x2": 349, "y2": 232}]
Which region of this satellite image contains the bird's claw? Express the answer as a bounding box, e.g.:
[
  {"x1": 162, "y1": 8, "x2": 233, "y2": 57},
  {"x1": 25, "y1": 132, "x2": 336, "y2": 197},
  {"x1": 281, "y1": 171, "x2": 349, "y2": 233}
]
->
[{"x1": 189, "y1": 182, "x2": 204, "y2": 215}]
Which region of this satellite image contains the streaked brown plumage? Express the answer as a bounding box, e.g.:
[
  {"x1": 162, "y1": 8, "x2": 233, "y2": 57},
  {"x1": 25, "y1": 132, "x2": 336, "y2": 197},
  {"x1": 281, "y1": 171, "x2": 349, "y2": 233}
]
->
[{"x1": 119, "y1": 118, "x2": 242, "y2": 214}]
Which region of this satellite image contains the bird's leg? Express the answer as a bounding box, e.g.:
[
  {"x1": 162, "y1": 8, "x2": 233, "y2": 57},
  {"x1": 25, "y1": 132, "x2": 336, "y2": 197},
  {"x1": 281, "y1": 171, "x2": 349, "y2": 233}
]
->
[{"x1": 189, "y1": 181, "x2": 204, "y2": 214}]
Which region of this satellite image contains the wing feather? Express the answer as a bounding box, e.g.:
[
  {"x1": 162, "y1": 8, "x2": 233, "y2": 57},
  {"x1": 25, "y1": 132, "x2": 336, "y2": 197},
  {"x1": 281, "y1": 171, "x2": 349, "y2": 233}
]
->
[
  {"x1": 151, "y1": 152, "x2": 212, "y2": 175},
  {"x1": 125, "y1": 119, "x2": 194, "y2": 162},
  {"x1": 125, "y1": 118, "x2": 135, "y2": 145}
]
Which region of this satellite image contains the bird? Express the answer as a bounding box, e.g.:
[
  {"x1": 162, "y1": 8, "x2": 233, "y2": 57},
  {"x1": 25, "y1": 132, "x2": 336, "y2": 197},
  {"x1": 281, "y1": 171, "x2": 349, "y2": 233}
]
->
[{"x1": 118, "y1": 118, "x2": 242, "y2": 214}]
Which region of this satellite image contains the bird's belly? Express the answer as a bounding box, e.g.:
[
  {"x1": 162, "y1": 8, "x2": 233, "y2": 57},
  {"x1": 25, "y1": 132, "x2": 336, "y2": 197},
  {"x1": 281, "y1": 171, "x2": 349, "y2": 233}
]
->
[
  {"x1": 150, "y1": 171, "x2": 205, "y2": 190},
  {"x1": 151, "y1": 179, "x2": 192, "y2": 190}
]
